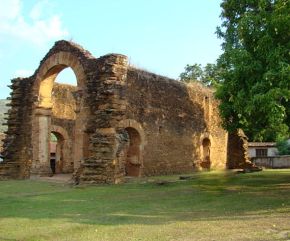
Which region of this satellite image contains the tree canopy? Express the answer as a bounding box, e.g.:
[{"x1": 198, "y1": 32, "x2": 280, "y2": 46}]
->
[
  {"x1": 215, "y1": 0, "x2": 290, "y2": 141},
  {"x1": 276, "y1": 139, "x2": 290, "y2": 155},
  {"x1": 179, "y1": 63, "x2": 221, "y2": 87}
]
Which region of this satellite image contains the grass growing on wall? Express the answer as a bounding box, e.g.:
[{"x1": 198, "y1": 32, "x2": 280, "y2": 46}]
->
[{"x1": 0, "y1": 170, "x2": 289, "y2": 241}]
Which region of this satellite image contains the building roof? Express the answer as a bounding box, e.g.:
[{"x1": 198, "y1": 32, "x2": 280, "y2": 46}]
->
[{"x1": 248, "y1": 142, "x2": 276, "y2": 147}]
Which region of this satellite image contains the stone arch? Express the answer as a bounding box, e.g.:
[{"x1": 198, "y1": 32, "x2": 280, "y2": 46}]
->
[
  {"x1": 118, "y1": 119, "x2": 146, "y2": 177},
  {"x1": 34, "y1": 51, "x2": 86, "y2": 108},
  {"x1": 200, "y1": 133, "x2": 213, "y2": 170},
  {"x1": 31, "y1": 50, "x2": 88, "y2": 176},
  {"x1": 0, "y1": 40, "x2": 130, "y2": 183},
  {"x1": 50, "y1": 125, "x2": 73, "y2": 174},
  {"x1": 118, "y1": 119, "x2": 146, "y2": 146},
  {"x1": 51, "y1": 125, "x2": 69, "y2": 141}
]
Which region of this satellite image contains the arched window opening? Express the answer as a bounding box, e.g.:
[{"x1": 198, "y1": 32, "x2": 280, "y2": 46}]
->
[
  {"x1": 201, "y1": 138, "x2": 211, "y2": 170},
  {"x1": 55, "y1": 67, "x2": 77, "y2": 86},
  {"x1": 125, "y1": 127, "x2": 141, "y2": 177},
  {"x1": 51, "y1": 67, "x2": 78, "y2": 121},
  {"x1": 32, "y1": 51, "x2": 87, "y2": 176}
]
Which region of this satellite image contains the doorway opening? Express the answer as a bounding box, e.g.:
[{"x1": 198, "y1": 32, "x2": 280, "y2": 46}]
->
[
  {"x1": 125, "y1": 127, "x2": 142, "y2": 177},
  {"x1": 201, "y1": 138, "x2": 211, "y2": 170},
  {"x1": 50, "y1": 132, "x2": 65, "y2": 174}
]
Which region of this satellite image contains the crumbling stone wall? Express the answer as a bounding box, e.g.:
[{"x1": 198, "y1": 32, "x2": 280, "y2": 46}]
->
[
  {"x1": 0, "y1": 133, "x2": 5, "y2": 157},
  {"x1": 124, "y1": 68, "x2": 228, "y2": 176},
  {"x1": 79, "y1": 53, "x2": 128, "y2": 184},
  {"x1": 51, "y1": 83, "x2": 77, "y2": 173},
  {"x1": 52, "y1": 83, "x2": 77, "y2": 120},
  {"x1": 0, "y1": 40, "x2": 248, "y2": 183},
  {"x1": 227, "y1": 129, "x2": 258, "y2": 170},
  {"x1": 0, "y1": 41, "x2": 128, "y2": 183},
  {"x1": 0, "y1": 76, "x2": 34, "y2": 179}
]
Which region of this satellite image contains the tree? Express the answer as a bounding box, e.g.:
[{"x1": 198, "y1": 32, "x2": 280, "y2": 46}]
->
[
  {"x1": 215, "y1": 0, "x2": 290, "y2": 141},
  {"x1": 179, "y1": 64, "x2": 203, "y2": 83},
  {"x1": 276, "y1": 139, "x2": 290, "y2": 155},
  {"x1": 203, "y1": 63, "x2": 222, "y2": 86},
  {"x1": 179, "y1": 63, "x2": 221, "y2": 86}
]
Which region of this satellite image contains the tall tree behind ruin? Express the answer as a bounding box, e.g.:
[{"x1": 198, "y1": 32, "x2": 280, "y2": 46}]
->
[
  {"x1": 215, "y1": 0, "x2": 290, "y2": 141},
  {"x1": 179, "y1": 63, "x2": 221, "y2": 87}
]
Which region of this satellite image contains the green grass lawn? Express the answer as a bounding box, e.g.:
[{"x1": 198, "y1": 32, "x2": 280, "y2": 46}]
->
[{"x1": 0, "y1": 170, "x2": 289, "y2": 241}]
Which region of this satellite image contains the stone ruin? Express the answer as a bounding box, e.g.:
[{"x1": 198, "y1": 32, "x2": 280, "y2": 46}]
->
[{"x1": 0, "y1": 40, "x2": 251, "y2": 184}]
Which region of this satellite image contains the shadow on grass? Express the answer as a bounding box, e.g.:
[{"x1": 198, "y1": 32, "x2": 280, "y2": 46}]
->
[{"x1": 0, "y1": 170, "x2": 289, "y2": 226}]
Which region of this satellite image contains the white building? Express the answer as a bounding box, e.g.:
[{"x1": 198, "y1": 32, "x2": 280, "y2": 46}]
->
[{"x1": 248, "y1": 142, "x2": 278, "y2": 158}]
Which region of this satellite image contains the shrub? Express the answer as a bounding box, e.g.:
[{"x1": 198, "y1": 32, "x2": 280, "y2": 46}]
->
[{"x1": 276, "y1": 139, "x2": 290, "y2": 155}]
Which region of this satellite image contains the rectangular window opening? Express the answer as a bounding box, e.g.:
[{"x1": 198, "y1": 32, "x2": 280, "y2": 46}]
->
[{"x1": 256, "y1": 148, "x2": 268, "y2": 157}]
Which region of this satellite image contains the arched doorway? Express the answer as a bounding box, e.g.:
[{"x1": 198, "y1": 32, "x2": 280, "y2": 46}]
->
[
  {"x1": 31, "y1": 51, "x2": 88, "y2": 175},
  {"x1": 49, "y1": 124, "x2": 73, "y2": 174},
  {"x1": 201, "y1": 138, "x2": 211, "y2": 170},
  {"x1": 50, "y1": 132, "x2": 64, "y2": 174},
  {"x1": 125, "y1": 127, "x2": 142, "y2": 177}
]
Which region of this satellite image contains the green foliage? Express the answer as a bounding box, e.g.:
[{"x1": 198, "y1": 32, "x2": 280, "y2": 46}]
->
[
  {"x1": 179, "y1": 63, "x2": 203, "y2": 83},
  {"x1": 179, "y1": 63, "x2": 221, "y2": 86},
  {"x1": 215, "y1": 0, "x2": 290, "y2": 141},
  {"x1": 276, "y1": 139, "x2": 290, "y2": 155},
  {"x1": 50, "y1": 133, "x2": 58, "y2": 142}
]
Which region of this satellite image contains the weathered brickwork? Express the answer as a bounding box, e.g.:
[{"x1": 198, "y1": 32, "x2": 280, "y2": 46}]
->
[
  {"x1": 125, "y1": 69, "x2": 228, "y2": 176},
  {"x1": 0, "y1": 133, "x2": 5, "y2": 154},
  {"x1": 0, "y1": 76, "x2": 34, "y2": 179},
  {"x1": 0, "y1": 40, "x2": 250, "y2": 183},
  {"x1": 50, "y1": 83, "x2": 77, "y2": 173},
  {"x1": 227, "y1": 129, "x2": 259, "y2": 170},
  {"x1": 51, "y1": 83, "x2": 77, "y2": 121}
]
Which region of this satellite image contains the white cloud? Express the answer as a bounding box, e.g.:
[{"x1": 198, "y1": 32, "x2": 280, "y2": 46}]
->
[
  {"x1": 14, "y1": 69, "x2": 33, "y2": 78},
  {"x1": 0, "y1": 0, "x2": 21, "y2": 20},
  {"x1": 29, "y1": 0, "x2": 52, "y2": 20},
  {"x1": 0, "y1": 0, "x2": 68, "y2": 46},
  {"x1": 30, "y1": 1, "x2": 44, "y2": 20}
]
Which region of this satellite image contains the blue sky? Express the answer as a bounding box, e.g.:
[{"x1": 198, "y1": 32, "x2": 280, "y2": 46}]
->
[{"x1": 0, "y1": 0, "x2": 223, "y2": 99}]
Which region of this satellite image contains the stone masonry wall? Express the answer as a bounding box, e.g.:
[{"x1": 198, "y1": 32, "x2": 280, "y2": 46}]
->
[
  {"x1": 0, "y1": 133, "x2": 5, "y2": 155},
  {"x1": 79, "y1": 54, "x2": 128, "y2": 184},
  {"x1": 0, "y1": 41, "x2": 128, "y2": 183},
  {"x1": 0, "y1": 40, "x2": 248, "y2": 183},
  {"x1": 51, "y1": 83, "x2": 77, "y2": 173},
  {"x1": 227, "y1": 129, "x2": 257, "y2": 170},
  {"x1": 0, "y1": 77, "x2": 34, "y2": 179},
  {"x1": 125, "y1": 68, "x2": 228, "y2": 176},
  {"x1": 186, "y1": 83, "x2": 228, "y2": 170},
  {"x1": 52, "y1": 83, "x2": 77, "y2": 121}
]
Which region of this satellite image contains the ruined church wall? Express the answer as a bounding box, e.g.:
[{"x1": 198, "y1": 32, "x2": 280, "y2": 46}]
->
[
  {"x1": 51, "y1": 83, "x2": 77, "y2": 173},
  {"x1": 0, "y1": 77, "x2": 34, "y2": 178},
  {"x1": 0, "y1": 39, "x2": 231, "y2": 183},
  {"x1": 0, "y1": 133, "x2": 5, "y2": 156},
  {"x1": 125, "y1": 68, "x2": 228, "y2": 176},
  {"x1": 182, "y1": 84, "x2": 228, "y2": 170},
  {"x1": 52, "y1": 83, "x2": 77, "y2": 121},
  {"x1": 208, "y1": 100, "x2": 228, "y2": 169}
]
